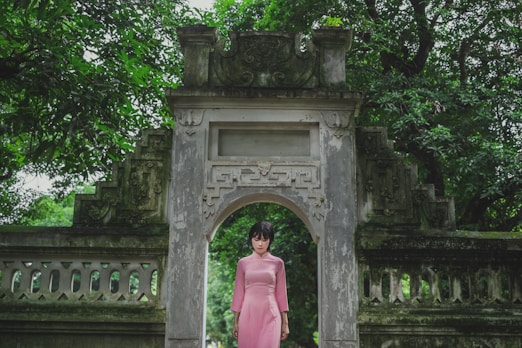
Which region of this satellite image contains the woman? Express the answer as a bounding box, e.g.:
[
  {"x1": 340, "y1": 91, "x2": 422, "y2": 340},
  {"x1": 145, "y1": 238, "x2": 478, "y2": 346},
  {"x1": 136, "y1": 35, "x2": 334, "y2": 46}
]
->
[{"x1": 230, "y1": 221, "x2": 290, "y2": 347}]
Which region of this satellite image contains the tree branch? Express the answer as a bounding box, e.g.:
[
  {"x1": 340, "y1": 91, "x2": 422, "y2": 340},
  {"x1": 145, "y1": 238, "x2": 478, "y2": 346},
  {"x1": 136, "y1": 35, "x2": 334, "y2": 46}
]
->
[{"x1": 374, "y1": 0, "x2": 435, "y2": 77}]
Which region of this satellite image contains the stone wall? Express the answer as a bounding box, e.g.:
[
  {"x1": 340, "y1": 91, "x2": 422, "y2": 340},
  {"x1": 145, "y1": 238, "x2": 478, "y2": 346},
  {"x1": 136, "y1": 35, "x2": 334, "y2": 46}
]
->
[
  {"x1": 358, "y1": 230, "x2": 522, "y2": 347},
  {"x1": 0, "y1": 226, "x2": 168, "y2": 348},
  {"x1": 356, "y1": 127, "x2": 522, "y2": 347}
]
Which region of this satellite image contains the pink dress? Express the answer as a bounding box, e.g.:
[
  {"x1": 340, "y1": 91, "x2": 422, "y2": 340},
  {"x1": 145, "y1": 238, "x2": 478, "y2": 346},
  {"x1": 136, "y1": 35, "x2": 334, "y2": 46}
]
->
[{"x1": 231, "y1": 252, "x2": 289, "y2": 348}]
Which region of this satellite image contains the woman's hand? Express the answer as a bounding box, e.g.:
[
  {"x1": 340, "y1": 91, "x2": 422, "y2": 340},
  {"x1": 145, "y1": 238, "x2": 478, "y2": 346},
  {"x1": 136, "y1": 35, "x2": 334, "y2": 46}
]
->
[
  {"x1": 281, "y1": 322, "x2": 290, "y2": 341},
  {"x1": 232, "y1": 311, "x2": 240, "y2": 340},
  {"x1": 232, "y1": 323, "x2": 239, "y2": 340}
]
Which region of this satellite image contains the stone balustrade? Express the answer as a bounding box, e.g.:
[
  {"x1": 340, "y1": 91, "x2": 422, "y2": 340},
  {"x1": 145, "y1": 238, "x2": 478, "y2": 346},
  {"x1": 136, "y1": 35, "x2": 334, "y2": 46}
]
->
[
  {"x1": 0, "y1": 226, "x2": 168, "y2": 348},
  {"x1": 357, "y1": 230, "x2": 522, "y2": 347},
  {"x1": 1, "y1": 257, "x2": 159, "y2": 303},
  {"x1": 361, "y1": 262, "x2": 522, "y2": 307}
]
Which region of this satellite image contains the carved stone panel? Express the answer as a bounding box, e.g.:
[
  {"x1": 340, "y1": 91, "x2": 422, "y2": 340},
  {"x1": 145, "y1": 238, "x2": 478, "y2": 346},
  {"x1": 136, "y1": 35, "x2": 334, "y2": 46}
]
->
[
  {"x1": 73, "y1": 129, "x2": 171, "y2": 227},
  {"x1": 210, "y1": 32, "x2": 318, "y2": 88},
  {"x1": 356, "y1": 127, "x2": 456, "y2": 230},
  {"x1": 202, "y1": 163, "x2": 325, "y2": 221}
]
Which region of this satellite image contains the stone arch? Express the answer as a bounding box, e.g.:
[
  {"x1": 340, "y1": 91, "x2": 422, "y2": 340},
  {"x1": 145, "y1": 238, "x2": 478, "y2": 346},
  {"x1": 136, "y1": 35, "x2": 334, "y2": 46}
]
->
[
  {"x1": 207, "y1": 192, "x2": 319, "y2": 243},
  {"x1": 205, "y1": 197, "x2": 318, "y2": 347}
]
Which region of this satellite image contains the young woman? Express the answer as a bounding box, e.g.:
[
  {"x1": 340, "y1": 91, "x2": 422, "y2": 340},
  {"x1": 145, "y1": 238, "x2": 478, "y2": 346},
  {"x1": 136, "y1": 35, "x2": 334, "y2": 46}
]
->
[{"x1": 230, "y1": 221, "x2": 290, "y2": 347}]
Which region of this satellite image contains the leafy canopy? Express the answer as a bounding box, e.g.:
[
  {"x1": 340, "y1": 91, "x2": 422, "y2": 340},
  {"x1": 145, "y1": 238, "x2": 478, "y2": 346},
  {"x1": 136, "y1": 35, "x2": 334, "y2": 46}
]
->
[
  {"x1": 0, "y1": 0, "x2": 196, "y2": 222},
  {"x1": 211, "y1": 0, "x2": 522, "y2": 231}
]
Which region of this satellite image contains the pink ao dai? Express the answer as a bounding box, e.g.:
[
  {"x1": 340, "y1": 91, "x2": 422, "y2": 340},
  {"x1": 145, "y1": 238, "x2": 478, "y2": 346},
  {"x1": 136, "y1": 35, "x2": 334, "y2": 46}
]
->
[{"x1": 231, "y1": 252, "x2": 289, "y2": 348}]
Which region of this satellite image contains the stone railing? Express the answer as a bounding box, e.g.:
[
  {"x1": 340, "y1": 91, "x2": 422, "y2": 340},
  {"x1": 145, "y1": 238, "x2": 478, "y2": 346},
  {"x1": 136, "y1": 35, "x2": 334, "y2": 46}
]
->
[
  {"x1": 1, "y1": 257, "x2": 159, "y2": 303},
  {"x1": 0, "y1": 226, "x2": 168, "y2": 348},
  {"x1": 357, "y1": 229, "x2": 522, "y2": 347}
]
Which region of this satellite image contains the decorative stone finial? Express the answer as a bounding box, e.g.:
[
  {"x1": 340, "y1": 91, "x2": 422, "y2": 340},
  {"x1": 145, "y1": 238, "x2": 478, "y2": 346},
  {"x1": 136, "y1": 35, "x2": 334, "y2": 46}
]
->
[
  {"x1": 177, "y1": 25, "x2": 218, "y2": 87},
  {"x1": 312, "y1": 28, "x2": 353, "y2": 89}
]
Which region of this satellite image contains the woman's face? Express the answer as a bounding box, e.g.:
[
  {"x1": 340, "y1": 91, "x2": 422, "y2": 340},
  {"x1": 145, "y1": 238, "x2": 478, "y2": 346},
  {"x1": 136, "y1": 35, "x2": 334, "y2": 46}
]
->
[{"x1": 251, "y1": 235, "x2": 270, "y2": 256}]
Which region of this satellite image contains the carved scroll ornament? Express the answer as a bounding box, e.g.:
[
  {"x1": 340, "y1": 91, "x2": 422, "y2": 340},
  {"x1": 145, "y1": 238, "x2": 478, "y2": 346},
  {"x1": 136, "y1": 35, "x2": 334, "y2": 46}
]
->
[{"x1": 210, "y1": 32, "x2": 318, "y2": 88}]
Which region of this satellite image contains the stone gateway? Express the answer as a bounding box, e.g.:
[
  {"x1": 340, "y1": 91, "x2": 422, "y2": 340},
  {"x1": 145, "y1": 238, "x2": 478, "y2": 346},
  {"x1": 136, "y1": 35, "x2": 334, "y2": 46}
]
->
[{"x1": 1, "y1": 26, "x2": 521, "y2": 348}]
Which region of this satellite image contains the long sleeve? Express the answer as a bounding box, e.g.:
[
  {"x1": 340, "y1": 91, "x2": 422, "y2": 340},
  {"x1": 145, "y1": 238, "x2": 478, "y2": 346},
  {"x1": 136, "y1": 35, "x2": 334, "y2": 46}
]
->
[
  {"x1": 275, "y1": 259, "x2": 289, "y2": 312},
  {"x1": 230, "y1": 259, "x2": 245, "y2": 312}
]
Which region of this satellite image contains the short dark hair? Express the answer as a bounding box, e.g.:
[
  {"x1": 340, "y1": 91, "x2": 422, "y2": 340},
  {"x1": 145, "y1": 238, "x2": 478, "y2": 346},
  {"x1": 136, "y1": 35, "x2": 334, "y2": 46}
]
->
[{"x1": 249, "y1": 221, "x2": 275, "y2": 250}]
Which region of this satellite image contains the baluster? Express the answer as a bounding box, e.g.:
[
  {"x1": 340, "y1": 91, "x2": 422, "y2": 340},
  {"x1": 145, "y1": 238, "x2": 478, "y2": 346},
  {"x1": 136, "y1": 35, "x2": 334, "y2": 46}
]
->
[
  {"x1": 471, "y1": 269, "x2": 486, "y2": 304},
  {"x1": 12, "y1": 260, "x2": 30, "y2": 296},
  {"x1": 450, "y1": 274, "x2": 463, "y2": 303},
  {"x1": 97, "y1": 262, "x2": 111, "y2": 297},
  {"x1": 57, "y1": 261, "x2": 73, "y2": 299},
  {"x1": 38, "y1": 261, "x2": 52, "y2": 296},
  {"x1": 489, "y1": 266, "x2": 503, "y2": 304},
  {"x1": 119, "y1": 264, "x2": 131, "y2": 300},
  {"x1": 390, "y1": 269, "x2": 404, "y2": 304},
  {"x1": 410, "y1": 269, "x2": 423, "y2": 303},
  {"x1": 426, "y1": 267, "x2": 441, "y2": 303},
  {"x1": 76, "y1": 261, "x2": 91, "y2": 298},
  {"x1": 511, "y1": 270, "x2": 522, "y2": 304},
  {"x1": 369, "y1": 268, "x2": 384, "y2": 303}
]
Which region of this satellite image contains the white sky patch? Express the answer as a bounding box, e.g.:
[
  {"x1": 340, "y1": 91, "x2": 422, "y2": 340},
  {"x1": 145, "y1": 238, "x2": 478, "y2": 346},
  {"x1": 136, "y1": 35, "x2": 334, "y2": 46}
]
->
[
  {"x1": 188, "y1": 0, "x2": 214, "y2": 10},
  {"x1": 19, "y1": 173, "x2": 54, "y2": 193}
]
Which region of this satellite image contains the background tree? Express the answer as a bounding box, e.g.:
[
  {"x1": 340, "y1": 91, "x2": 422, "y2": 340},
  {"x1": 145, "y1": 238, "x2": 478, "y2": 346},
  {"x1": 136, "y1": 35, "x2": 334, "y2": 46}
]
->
[
  {"x1": 6, "y1": 183, "x2": 93, "y2": 226},
  {"x1": 211, "y1": 0, "x2": 522, "y2": 232},
  {"x1": 0, "y1": 0, "x2": 198, "y2": 222},
  {"x1": 207, "y1": 203, "x2": 318, "y2": 348}
]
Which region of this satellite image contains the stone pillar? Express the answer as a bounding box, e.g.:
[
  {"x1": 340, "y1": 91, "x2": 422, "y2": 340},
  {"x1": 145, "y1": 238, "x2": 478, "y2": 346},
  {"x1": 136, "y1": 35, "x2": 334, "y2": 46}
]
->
[
  {"x1": 312, "y1": 28, "x2": 353, "y2": 89},
  {"x1": 319, "y1": 109, "x2": 359, "y2": 348},
  {"x1": 177, "y1": 25, "x2": 218, "y2": 87},
  {"x1": 164, "y1": 107, "x2": 207, "y2": 348}
]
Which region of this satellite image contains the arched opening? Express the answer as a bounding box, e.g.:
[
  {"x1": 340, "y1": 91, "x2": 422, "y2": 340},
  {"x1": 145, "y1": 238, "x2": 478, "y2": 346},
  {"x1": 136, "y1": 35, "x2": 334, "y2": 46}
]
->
[{"x1": 205, "y1": 201, "x2": 318, "y2": 348}]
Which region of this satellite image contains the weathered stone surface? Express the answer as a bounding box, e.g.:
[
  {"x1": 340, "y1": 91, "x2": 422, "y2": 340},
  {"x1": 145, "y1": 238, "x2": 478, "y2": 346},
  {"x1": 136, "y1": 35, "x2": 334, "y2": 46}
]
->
[
  {"x1": 0, "y1": 226, "x2": 168, "y2": 348},
  {"x1": 357, "y1": 228, "x2": 522, "y2": 347},
  {"x1": 73, "y1": 129, "x2": 171, "y2": 227},
  {"x1": 177, "y1": 25, "x2": 353, "y2": 89},
  {"x1": 356, "y1": 127, "x2": 456, "y2": 231},
  {"x1": 166, "y1": 83, "x2": 362, "y2": 346},
  {"x1": 177, "y1": 25, "x2": 218, "y2": 87}
]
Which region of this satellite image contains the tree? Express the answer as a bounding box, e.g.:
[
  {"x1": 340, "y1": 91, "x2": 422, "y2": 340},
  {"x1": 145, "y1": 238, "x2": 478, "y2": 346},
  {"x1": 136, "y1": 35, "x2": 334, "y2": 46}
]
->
[
  {"x1": 10, "y1": 183, "x2": 94, "y2": 226},
  {"x1": 207, "y1": 203, "x2": 318, "y2": 348},
  {"x1": 0, "y1": 0, "x2": 198, "y2": 222},
  {"x1": 211, "y1": 0, "x2": 522, "y2": 232}
]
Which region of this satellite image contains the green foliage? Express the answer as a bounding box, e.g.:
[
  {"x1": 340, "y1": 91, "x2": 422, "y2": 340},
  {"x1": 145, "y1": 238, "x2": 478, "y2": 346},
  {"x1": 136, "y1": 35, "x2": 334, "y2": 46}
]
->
[
  {"x1": 207, "y1": 203, "x2": 318, "y2": 348},
  {"x1": 15, "y1": 194, "x2": 73, "y2": 226},
  {"x1": 211, "y1": 0, "x2": 522, "y2": 232},
  {"x1": 10, "y1": 183, "x2": 94, "y2": 226},
  {"x1": 0, "y1": 0, "x2": 194, "y2": 218},
  {"x1": 321, "y1": 16, "x2": 344, "y2": 28}
]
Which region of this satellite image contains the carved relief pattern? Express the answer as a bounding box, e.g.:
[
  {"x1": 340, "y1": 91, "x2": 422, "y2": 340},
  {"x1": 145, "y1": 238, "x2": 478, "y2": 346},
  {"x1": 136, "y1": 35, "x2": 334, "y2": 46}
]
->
[
  {"x1": 210, "y1": 32, "x2": 317, "y2": 88},
  {"x1": 173, "y1": 109, "x2": 205, "y2": 136},
  {"x1": 321, "y1": 111, "x2": 354, "y2": 138},
  {"x1": 74, "y1": 130, "x2": 170, "y2": 226},
  {"x1": 357, "y1": 127, "x2": 455, "y2": 228},
  {"x1": 202, "y1": 163, "x2": 325, "y2": 220},
  {"x1": 365, "y1": 159, "x2": 408, "y2": 217},
  {"x1": 87, "y1": 192, "x2": 119, "y2": 221},
  {"x1": 412, "y1": 189, "x2": 453, "y2": 228}
]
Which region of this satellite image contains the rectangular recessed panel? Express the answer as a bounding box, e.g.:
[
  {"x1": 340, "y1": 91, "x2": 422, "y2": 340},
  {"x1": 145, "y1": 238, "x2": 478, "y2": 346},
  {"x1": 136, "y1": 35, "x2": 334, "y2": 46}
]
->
[
  {"x1": 218, "y1": 129, "x2": 311, "y2": 157},
  {"x1": 208, "y1": 122, "x2": 320, "y2": 161}
]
